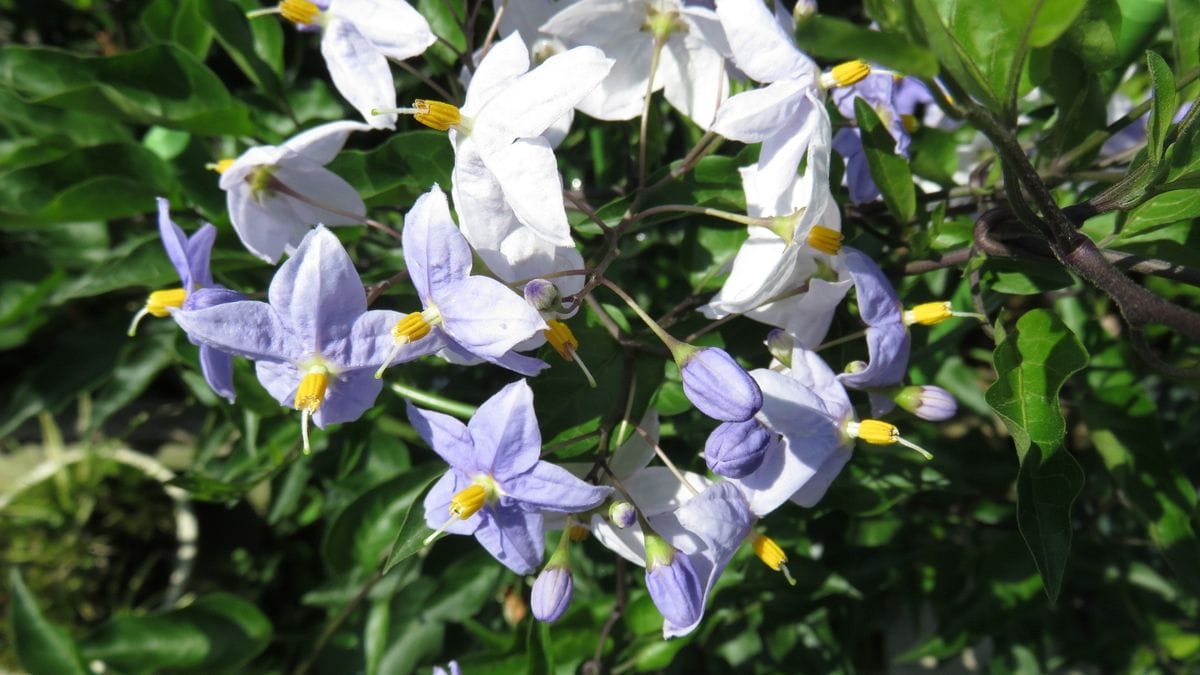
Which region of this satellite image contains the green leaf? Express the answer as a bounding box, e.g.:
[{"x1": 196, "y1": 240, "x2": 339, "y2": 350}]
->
[
  {"x1": 854, "y1": 97, "x2": 916, "y2": 223},
  {"x1": 198, "y1": 0, "x2": 290, "y2": 112},
  {"x1": 376, "y1": 618, "x2": 444, "y2": 675},
  {"x1": 793, "y1": 16, "x2": 937, "y2": 77},
  {"x1": 140, "y1": 0, "x2": 215, "y2": 60},
  {"x1": 327, "y1": 131, "x2": 454, "y2": 206},
  {"x1": 0, "y1": 144, "x2": 176, "y2": 225},
  {"x1": 526, "y1": 617, "x2": 554, "y2": 675},
  {"x1": 381, "y1": 483, "x2": 441, "y2": 574},
  {"x1": 0, "y1": 44, "x2": 254, "y2": 135},
  {"x1": 985, "y1": 309, "x2": 1088, "y2": 602},
  {"x1": 323, "y1": 463, "x2": 444, "y2": 574},
  {"x1": 1146, "y1": 50, "x2": 1178, "y2": 164},
  {"x1": 78, "y1": 593, "x2": 272, "y2": 672},
  {"x1": 1168, "y1": 0, "x2": 1200, "y2": 99},
  {"x1": 905, "y1": 0, "x2": 1003, "y2": 110},
  {"x1": 1061, "y1": 0, "x2": 1122, "y2": 71},
  {"x1": 1083, "y1": 344, "x2": 1200, "y2": 597},
  {"x1": 998, "y1": 0, "x2": 1087, "y2": 110},
  {"x1": 1119, "y1": 189, "x2": 1200, "y2": 240},
  {"x1": 8, "y1": 570, "x2": 88, "y2": 675}
]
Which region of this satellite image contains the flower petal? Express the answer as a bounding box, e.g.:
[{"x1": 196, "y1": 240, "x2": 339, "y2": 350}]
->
[
  {"x1": 462, "y1": 32, "x2": 529, "y2": 116},
  {"x1": 268, "y1": 226, "x2": 367, "y2": 354},
  {"x1": 423, "y1": 471, "x2": 482, "y2": 535},
  {"x1": 334, "y1": 0, "x2": 436, "y2": 62},
  {"x1": 155, "y1": 197, "x2": 191, "y2": 284},
  {"x1": 436, "y1": 276, "x2": 548, "y2": 359},
  {"x1": 312, "y1": 368, "x2": 383, "y2": 427},
  {"x1": 173, "y1": 300, "x2": 303, "y2": 363},
  {"x1": 715, "y1": 0, "x2": 816, "y2": 83},
  {"x1": 659, "y1": 30, "x2": 728, "y2": 130},
  {"x1": 280, "y1": 120, "x2": 373, "y2": 165},
  {"x1": 184, "y1": 223, "x2": 217, "y2": 290},
  {"x1": 225, "y1": 184, "x2": 312, "y2": 264},
  {"x1": 842, "y1": 246, "x2": 901, "y2": 326},
  {"x1": 503, "y1": 461, "x2": 612, "y2": 513},
  {"x1": 467, "y1": 379, "x2": 541, "y2": 479},
  {"x1": 407, "y1": 400, "x2": 478, "y2": 471},
  {"x1": 837, "y1": 323, "x2": 911, "y2": 390},
  {"x1": 608, "y1": 409, "x2": 660, "y2": 479},
  {"x1": 273, "y1": 157, "x2": 366, "y2": 226},
  {"x1": 321, "y1": 18, "x2": 397, "y2": 129},
  {"x1": 476, "y1": 136, "x2": 573, "y2": 247},
  {"x1": 474, "y1": 505, "x2": 545, "y2": 574},
  {"x1": 341, "y1": 309, "x2": 444, "y2": 371},
  {"x1": 403, "y1": 185, "x2": 473, "y2": 303},
  {"x1": 744, "y1": 275, "x2": 853, "y2": 348},
  {"x1": 198, "y1": 344, "x2": 236, "y2": 404},
  {"x1": 712, "y1": 80, "x2": 808, "y2": 143}
]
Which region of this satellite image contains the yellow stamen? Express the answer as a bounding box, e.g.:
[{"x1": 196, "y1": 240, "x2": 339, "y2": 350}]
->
[
  {"x1": 568, "y1": 525, "x2": 590, "y2": 542},
  {"x1": 752, "y1": 534, "x2": 797, "y2": 585},
  {"x1": 207, "y1": 158, "x2": 236, "y2": 174},
  {"x1": 279, "y1": 0, "x2": 321, "y2": 25},
  {"x1": 821, "y1": 59, "x2": 871, "y2": 89},
  {"x1": 413, "y1": 100, "x2": 463, "y2": 132},
  {"x1": 450, "y1": 483, "x2": 487, "y2": 520},
  {"x1": 903, "y1": 301, "x2": 953, "y2": 326},
  {"x1": 847, "y1": 419, "x2": 934, "y2": 460},
  {"x1": 544, "y1": 320, "x2": 578, "y2": 360},
  {"x1": 901, "y1": 113, "x2": 919, "y2": 134},
  {"x1": 128, "y1": 287, "x2": 188, "y2": 337},
  {"x1": 294, "y1": 366, "x2": 329, "y2": 455},
  {"x1": 806, "y1": 225, "x2": 843, "y2": 255},
  {"x1": 375, "y1": 310, "x2": 436, "y2": 379}
]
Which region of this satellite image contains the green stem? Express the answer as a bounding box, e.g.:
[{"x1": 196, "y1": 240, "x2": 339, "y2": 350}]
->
[
  {"x1": 638, "y1": 36, "x2": 667, "y2": 190},
  {"x1": 598, "y1": 278, "x2": 682, "y2": 352},
  {"x1": 631, "y1": 204, "x2": 764, "y2": 228},
  {"x1": 389, "y1": 382, "x2": 477, "y2": 418}
]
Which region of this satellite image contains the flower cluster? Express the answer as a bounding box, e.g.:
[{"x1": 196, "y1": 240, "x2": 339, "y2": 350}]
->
[{"x1": 126, "y1": 0, "x2": 979, "y2": 645}]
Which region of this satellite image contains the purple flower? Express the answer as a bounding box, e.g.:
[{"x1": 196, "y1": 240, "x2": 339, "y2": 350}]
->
[
  {"x1": 836, "y1": 247, "x2": 911, "y2": 396},
  {"x1": 894, "y1": 385, "x2": 958, "y2": 421},
  {"x1": 173, "y1": 226, "x2": 398, "y2": 451},
  {"x1": 531, "y1": 564, "x2": 573, "y2": 623},
  {"x1": 129, "y1": 198, "x2": 240, "y2": 403},
  {"x1": 609, "y1": 501, "x2": 636, "y2": 529},
  {"x1": 375, "y1": 186, "x2": 550, "y2": 378},
  {"x1": 705, "y1": 418, "x2": 777, "y2": 478},
  {"x1": 643, "y1": 534, "x2": 705, "y2": 631},
  {"x1": 676, "y1": 346, "x2": 763, "y2": 422},
  {"x1": 414, "y1": 380, "x2": 611, "y2": 574},
  {"x1": 831, "y1": 73, "x2": 927, "y2": 204}
]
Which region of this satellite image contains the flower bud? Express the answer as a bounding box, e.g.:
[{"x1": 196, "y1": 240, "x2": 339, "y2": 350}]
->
[
  {"x1": 531, "y1": 565, "x2": 574, "y2": 623},
  {"x1": 609, "y1": 501, "x2": 636, "y2": 529},
  {"x1": 765, "y1": 329, "x2": 793, "y2": 367},
  {"x1": 523, "y1": 278, "x2": 561, "y2": 313},
  {"x1": 643, "y1": 534, "x2": 704, "y2": 630},
  {"x1": 677, "y1": 347, "x2": 763, "y2": 422},
  {"x1": 894, "y1": 385, "x2": 957, "y2": 421},
  {"x1": 793, "y1": 0, "x2": 817, "y2": 22},
  {"x1": 705, "y1": 419, "x2": 775, "y2": 478}
]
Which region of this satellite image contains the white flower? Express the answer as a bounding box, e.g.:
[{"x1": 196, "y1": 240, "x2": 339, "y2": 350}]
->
[
  {"x1": 271, "y1": 0, "x2": 435, "y2": 128},
  {"x1": 217, "y1": 120, "x2": 370, "y2": 263},
  {"x1": 540, "y1": 0, "x2": 731, "y2": 128}
]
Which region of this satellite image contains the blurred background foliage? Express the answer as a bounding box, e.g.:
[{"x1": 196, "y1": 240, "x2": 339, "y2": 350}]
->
[{"x1": 3, "y1": 0, "x2": 1200, "y2": 673}]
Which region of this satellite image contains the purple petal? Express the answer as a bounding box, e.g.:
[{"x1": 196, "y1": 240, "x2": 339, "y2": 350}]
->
[
  {"x1": 403, "y1": 186, "x2": 472, "y2": 304},
  {"x1": 705, "y1": 419, "x2": 775, "y2": 478},
  {"x1": 483, "y1": 349, "x2": 550, "y2": 376},
  {"x1": 467, "y1": 379, "x2": 541, "y2": 479},
  {"x1": 503, "y1": 461, "x2": 612, "y2": 513},
  {"x1": 531, "y1": 566, "x2": 573, "y2": 623},
  {"x1": 254, "y1": 359, "x2": 301, "y2": 408},
  {"x1": 645, "y1": 552, "x2": 704, "y2": 632},
  {"x1": 198, "y1": 345, "x2": 236, "y2": 404},
  {"x1": 268, "y1": 226, "x2": 367, "y2": 354},
  {"x1": 833, "y1": 128, "x2": 881, "y2": 205},
  {"x1": 788, "y1": 445, "x2": 853, "y2": 507},
  {"x1": 435, "y1": 276, "x2": 548, "y2": 360},
  {"x1": 184, "y1": 223, "x2": 217, "y2": 290},
  {"x1": 173, "y1": 300, "x2": 304, "y2": 363},
  {"x1": 406, "y1": 401, "x2": 478, "y2": 471},
  {"x1": 679, "y1": 347, "x2": 763, "y2": 422},
  {"x1": 842, "y1": 246, "x2": 901, "y2": 326},
  {"x1": 894, "y1": 78, "x2": 934, "y2": 114},
  {"x1": 312, "y1": 368, "x2": 383, "y2": 427},
  {"x1": 474, "y1": 504, "x2": 545, "y2": 574},
  {"x1": 156, "y1": 197, "x2": 191, "y2": 285},
  {"x1": 837, "y1": 323, "x2": 911, "y2": 390},
  {"x1": 423, "y1": 471, "x2": 483, "y2": 535},
  {"x1": 336, "y1": 309, "x2": 444, "y2": 371}
]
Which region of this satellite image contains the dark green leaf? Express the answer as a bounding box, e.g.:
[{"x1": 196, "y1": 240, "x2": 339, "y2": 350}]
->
[
  {"x1": 1146, "y1": 50, "x2": 1177, "y2": 164},
  {"x1": 327, "y1": 131, "x2": 454, "y2": 206},
  {"x1": 854, "y1": 97, "x2": 916, "y2": 223},
  {"x1": 1119, "y1": 189, "x2": 1200, "y2": 240},
  {"x1": 198, "y1": 0, "x2": 291, "y2": 112},
  {"x1": 905, "y1": 0, "x2": 1002, "y2": 110},
  {"x1": 323, "y1": 463, "x2": 444, "y2": 574},
  {"x1": 79, "y1": 593, "x2": 272, "y2": 672},
  {"x1": 8, "y1": 570, "x2": 88, "y2": 675},
  {"x1": 140, "y1": 0, "x2": 215, "y2": 59},
  {"x1": 527, "y1": 616, "x2": 554, "y2": 675},
  {"x1": 985, "y1": 309, "x2": 1088, "y2": 602},
  {"x1": 1061, "y1": 0, "x2": 1122, "y2": 70},
  {"x1": 793, "y1": 16, "x2": 937, "y2": 77}
]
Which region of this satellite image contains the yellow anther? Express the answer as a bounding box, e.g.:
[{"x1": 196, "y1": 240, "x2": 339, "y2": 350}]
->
[
  {"x1": 294, "y1": 367, "x2": 329, "y2": 413},
  {"x1": 209, "y1": 158, "x2": 236, "y2": 174},
  {"x1": 413, "y1": 100, "x2": 463, "y2": 132},
  {"x1": 824, "y1": 59, "x2": 871, "y2": 88},
  {"x1": 279, "y1": 0, "x2": 321, "y2": 25},
  {"x1": 450, "y1": 484, "x2": 487, "y2": 520},
  {"x1": 903, "y1": 301, "x2": 953, "y2": 326},
  {"x1": 752, "y1": 534, "x2": 788, "y2": 571},
  {"x1": 544, "y1": 320, "x2": 578, "y2": 360},
  {"x1": 806, "y1": 225, "x2": 843, "y2": 255},
  {"x1": 145, "y1": 288, "x2": 188, "y2": 318},
  {"x1": 393, "y1": 311, "x2": 433, "y2": 343},
  {"x1": 568, "y1": 525, "x2": 590, "y2": 542},
  {"x1": 901, "y1": 113, "x2": 919, "y2": 134},
  {"x1": 852, "y1": 419, "x2": 900, "y2": 445}
]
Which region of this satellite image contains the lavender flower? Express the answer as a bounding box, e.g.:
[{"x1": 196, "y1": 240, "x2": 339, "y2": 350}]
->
[
  {"x1": 643, "y1": 534, "x2": 704, "y2": 630},
  {"x1": 531, "y1": 564, "x2": 573, "y2": 623},
  {"x1": 173, "y1": 226, "x2": 398, "y2": 452},
  {"x1": 836, "y1": 247, "x2": 911, "y2": 397},
  {"x1": 676, "y1": 346, "x2": 763, "y2": 422},
  {"x1": 831, "y1": 74, "x2": 930, "y2": 204},
  {"x1": 705, "y1": 418, "x2": 777, "y2": 478},
  {"x1": 375, "y1": 186, "x2": 550, "y2": 378},
  {"x1": 894, "y1": 385, "x2": 958, "y2": 421},
  {"x1": 414, "y1": 380, "x2": 611, "y2": 574}
]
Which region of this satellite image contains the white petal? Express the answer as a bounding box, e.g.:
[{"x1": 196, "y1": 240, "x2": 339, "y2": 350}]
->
[
  {"x1": 590, "y1": 514, "x2": 647, "y2": 566},
  {"x1": 274, "y1": 157, "x2": 366, "y2": 225},
  {"x1": 702, "y1": 227, "x2": 816, "y2": 316},
  {"x1": 608, "y1": 409, "x2": 660, "y2": 478},
  {"x1": 715, "y1": 0, "x2": 816, "y2": 83},
  {"x1": 787, "y1": 346, "x2": 852, "y2": 416},
  {"x1": 478, "y1": 136, "x2": 573, "y2": 247},
  {"x1": 280, "y1": 120, "x2": 372, "y2": 165},
  {"x1": 334, "y1": 0, "x2": 435, "y2": 61},
  {"x1": 321, "y1": 19, "x2": 397, "y2": 129},
  {"x1": 463, "y1": 32, "x2": 530, "y2": 117},
  {"x1": 573, "y1": 32, "x2": 654, "y2": 121},
  {"x1": 659, "y1": 32, "x2": 728, "y2": 129},
  {"x1": 226, "y1": 185, "x2": 311, "y2": 263},
  {"x1": 745, "y1": 275, "x2": 852, "y2": 347},
  {"x1": 712, "y1": 80, "x2": 807, "y2": 142},
  {"x1": 540, "y1": 0, "x2": 643, "y2": 45}
]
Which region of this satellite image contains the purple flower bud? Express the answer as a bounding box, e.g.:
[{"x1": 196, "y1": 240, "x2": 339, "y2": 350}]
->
[
  {"x1": 677, "y1": 347, "x2": 763, "y2": 422},
  {"x1": 894, "y1": 385, "x2": 957, "y2": 421},
  {"x1": 705, "y1": 419, "x2": 775, "y2": 478},
  {"x1": 609, "y1": 501, "x2": 636, "y2": 529},
  {"x1": 523, "y1": 278, "x2": 561, "y2": 313},
  {"x1": 531, "y1": 565, "x2": 574, "y2": 623},
  {"x1": 643, "y1": 535, "x2": 704, "y2": 630},
  {"x1": 765, "y1": 329, "x2": 793, "y2": 367}
]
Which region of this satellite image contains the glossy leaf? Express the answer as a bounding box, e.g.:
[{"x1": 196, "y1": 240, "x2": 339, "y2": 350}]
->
[
  {"x1": 793, "y1": 16, "x2": 937, "y2": 77},
  {"x1": 1147, "y1": 50, "x2": 1178, "y2": 164},
  {"x1": 327, "y1": 131, "x2": 454, "y2": 206},
  {"x1": 854, "y1": 97, "x2": 916, "y2": 223},
  {"x1": 8, "y1": 570, "x2": 88, "y2": 675}
]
